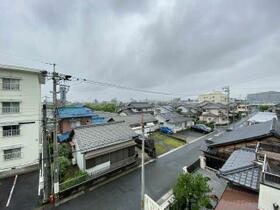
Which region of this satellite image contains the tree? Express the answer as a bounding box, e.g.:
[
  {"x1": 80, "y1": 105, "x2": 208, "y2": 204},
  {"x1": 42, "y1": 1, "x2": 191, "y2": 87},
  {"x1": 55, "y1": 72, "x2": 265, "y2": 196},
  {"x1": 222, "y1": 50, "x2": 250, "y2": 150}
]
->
[{"x1": 170, "y1": 173, "x2": 211, "y2": 210}]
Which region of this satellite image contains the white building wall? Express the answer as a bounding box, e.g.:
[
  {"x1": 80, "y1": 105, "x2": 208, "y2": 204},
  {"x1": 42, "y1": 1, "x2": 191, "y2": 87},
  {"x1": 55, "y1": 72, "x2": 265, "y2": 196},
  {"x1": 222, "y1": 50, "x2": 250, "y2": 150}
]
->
[
  {"x1": 0, "y1": 68, "x2": 42, "y2": 171},
  {"x1": 258, "y1": 184, "x2": 280, "y2": 210}
]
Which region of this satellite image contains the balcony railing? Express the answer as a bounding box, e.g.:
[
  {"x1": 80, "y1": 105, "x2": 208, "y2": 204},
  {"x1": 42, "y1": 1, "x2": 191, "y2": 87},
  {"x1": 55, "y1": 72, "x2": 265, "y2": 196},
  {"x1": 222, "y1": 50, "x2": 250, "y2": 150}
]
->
[
  {"x1": 2, "y1": 107, "x2": 20, "y2": 113},
  {"x1": 261, "y1": 155, "x2": 280, "y2": 187},
  {"x1": 3, "y1": 151, "x2": 22, "y2": 161},
  {"x1": 3, "y1": 129, "x2": 20, "y2": 137}
]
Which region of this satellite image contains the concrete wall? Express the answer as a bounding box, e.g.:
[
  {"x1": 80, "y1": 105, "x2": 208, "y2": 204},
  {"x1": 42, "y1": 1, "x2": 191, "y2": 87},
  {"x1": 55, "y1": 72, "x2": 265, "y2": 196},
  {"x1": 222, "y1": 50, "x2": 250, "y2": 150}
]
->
[
  {"x1": 198, "y1": 91, "x2": 227, "y2": 104},
  {"x1": 258, "y1": 183, "x2": 280, "y2": 210},
  {"x1": 0, "y1": 69, "x2": 42, "y2": 171}
]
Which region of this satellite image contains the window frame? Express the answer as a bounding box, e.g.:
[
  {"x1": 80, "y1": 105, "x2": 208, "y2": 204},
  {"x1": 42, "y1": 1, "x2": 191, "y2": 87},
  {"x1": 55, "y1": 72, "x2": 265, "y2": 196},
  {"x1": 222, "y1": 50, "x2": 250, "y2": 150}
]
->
[
  {"x1": 2, "y1": 102, "x2": 20, "y2": 113},
  {"x1": 3, "y1": 148, "x2": 22, "y2": 161},
  {"x1": 3, "y1": 125, "x2": 20, "y2": 137},
  {"x1": 2, "y1": 78, "x2": 20, "y2": 91}
]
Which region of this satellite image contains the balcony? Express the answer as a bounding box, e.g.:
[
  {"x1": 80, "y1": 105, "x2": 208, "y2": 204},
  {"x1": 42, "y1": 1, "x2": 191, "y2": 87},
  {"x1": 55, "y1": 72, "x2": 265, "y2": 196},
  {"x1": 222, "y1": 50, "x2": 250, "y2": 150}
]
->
[{"x1": 261, "y1": 155, "x2": 280, "y2": 189}]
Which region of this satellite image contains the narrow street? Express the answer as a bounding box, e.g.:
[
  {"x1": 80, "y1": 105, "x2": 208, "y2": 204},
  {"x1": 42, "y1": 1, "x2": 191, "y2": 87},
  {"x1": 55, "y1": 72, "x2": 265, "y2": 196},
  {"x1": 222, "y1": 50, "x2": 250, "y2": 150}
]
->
[{"x1": 53, "y1": 131, "x2": 219, "y2": 210}]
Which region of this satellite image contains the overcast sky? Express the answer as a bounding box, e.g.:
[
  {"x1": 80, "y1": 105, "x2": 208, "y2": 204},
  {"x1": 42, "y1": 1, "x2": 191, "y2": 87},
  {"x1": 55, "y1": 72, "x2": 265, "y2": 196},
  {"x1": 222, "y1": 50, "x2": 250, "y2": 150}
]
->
[{"x1": 1, "y1": 0, "x2": 280, "y2": 102}]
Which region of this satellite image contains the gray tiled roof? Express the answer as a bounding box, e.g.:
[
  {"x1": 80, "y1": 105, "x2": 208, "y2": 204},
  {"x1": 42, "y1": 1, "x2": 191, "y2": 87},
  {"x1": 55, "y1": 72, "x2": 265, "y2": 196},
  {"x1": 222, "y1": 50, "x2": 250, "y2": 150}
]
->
[
  {"x1": 74, "y1": 121, "x2": 138, "y2": 153},
  {"x1": 113, "y1": 114, "x2": 157, "y2": 126},
  {"x1": 158, "y1": 112, "x2": 189, "y2": 123},
  {"x1": 127, "y1": 102, "x2": 153, "y2": 109},
  {"x1": 219, "y1": 149, "x2": 261, "y2": 191},
  {"x1": 209, "y1": 119, "x2": 279, "y2": 147},
  {"x1": 220, "y1": 149, "x2": 256, "y2": 174},
  {"x1": 201, "y1": 102, "x2": 226, "y2": 109}
]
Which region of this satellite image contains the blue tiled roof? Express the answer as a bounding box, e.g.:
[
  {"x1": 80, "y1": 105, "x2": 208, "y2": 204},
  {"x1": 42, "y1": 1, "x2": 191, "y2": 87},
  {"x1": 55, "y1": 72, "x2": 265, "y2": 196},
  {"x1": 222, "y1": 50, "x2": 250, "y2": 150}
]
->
[{"x1": 58, "y1": 105, "x2": 94, "y2": 119}]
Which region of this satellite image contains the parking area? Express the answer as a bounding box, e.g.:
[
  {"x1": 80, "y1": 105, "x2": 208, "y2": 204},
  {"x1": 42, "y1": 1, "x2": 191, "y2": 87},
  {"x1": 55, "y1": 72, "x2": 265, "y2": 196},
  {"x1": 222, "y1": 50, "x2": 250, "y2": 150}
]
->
[
  {"x1": 0, "y1": 171, "x2": 39, "y2": 210},
  {"x1": 172, "y1": 129, "x2": 205, "y2": 143}
]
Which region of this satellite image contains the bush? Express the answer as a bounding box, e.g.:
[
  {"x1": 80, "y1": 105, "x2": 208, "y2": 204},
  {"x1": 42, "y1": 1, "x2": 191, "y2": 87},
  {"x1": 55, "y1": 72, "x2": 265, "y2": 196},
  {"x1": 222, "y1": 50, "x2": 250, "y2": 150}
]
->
[
  {"x1": 59, "y1": 143, "x2": 72, "y2": 158},
  {"x1": 59, "y1": 156, "x2": 71, "y2": 179},
  {"x1": 170, "y1": 173, "x2": 211, "y2": 210},
  {"x1": 61, "y1": 170, "x2": 88, "y2": 190}
]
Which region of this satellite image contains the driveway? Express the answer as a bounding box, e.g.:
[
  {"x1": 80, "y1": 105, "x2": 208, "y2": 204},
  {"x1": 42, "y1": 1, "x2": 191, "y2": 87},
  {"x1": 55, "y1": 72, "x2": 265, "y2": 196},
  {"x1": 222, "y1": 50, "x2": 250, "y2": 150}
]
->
[{"x1": 0, "y1": 171, "x2": 39, "y2": 210}]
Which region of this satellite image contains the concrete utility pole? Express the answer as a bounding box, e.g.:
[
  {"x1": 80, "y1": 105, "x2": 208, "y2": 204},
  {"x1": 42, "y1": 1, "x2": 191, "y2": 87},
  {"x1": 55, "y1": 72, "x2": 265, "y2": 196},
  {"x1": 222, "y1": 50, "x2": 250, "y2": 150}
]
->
[
  {"x1": 223, "y1": 86, "x2": 230, "y2": 127},
  {"x1": 141, "y1": 113, "x2": 145, "y2": 210},
  {"x1": 51, "y1": 64, "x2": 60, "y2": 198},
  {"x1": 42, "y1": 103, "x2": 51, "y2": 202}
]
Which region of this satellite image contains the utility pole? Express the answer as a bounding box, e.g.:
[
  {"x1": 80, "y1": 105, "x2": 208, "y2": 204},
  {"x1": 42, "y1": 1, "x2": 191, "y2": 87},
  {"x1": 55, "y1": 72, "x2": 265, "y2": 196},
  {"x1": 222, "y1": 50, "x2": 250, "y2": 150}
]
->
[
  {"x1": 141, "y1": 113, "x2": 145, "y2": 210},
  {"x1": 223, "y1": 86, "x2": 230, "y2": 127},
  {"x1": 42, "y1": 102, "x2": 51, "y2": 202},
  {"x1": 51, "y1": 63, "x2": 60, "y2": 199}
]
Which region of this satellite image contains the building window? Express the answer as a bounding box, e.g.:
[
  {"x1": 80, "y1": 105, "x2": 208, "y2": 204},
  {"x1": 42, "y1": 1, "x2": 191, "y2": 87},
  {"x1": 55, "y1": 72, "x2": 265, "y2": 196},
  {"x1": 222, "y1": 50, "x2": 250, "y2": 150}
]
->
[
  {"x1": 3, "y1": 148, "x2": 22, "y2": 161},
  {"x1": 3, "y1": 125, "x2": 20, "y2": 137},
  {"x1": 2, "y1": 102, "x2": 20, "y2": 113},
  {"x1": 2, "y1": 78, "x2": 20, "y2": 90},
  {"x1": 86, "y1": 154, "x2": 109, "y2": 169}
]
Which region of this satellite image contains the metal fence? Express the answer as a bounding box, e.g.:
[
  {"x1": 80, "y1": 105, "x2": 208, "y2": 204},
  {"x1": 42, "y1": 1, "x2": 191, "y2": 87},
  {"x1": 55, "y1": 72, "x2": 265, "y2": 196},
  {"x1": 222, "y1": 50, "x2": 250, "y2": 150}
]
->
[
  {"x1": 3, "y1": 151, "x2": 22, "y2": 161},
  {"x1": 3, "y1": 128, "x2": 20, "y2": 137},
  {"x1": 2, "y1": 106, "x2": 20, "y2": 113}
]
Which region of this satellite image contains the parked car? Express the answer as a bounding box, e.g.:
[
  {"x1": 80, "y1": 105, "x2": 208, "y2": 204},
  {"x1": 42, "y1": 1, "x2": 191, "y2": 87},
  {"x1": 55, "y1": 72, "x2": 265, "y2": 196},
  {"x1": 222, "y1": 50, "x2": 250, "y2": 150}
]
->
[
  {"x1": 191, "y1": 124, "x2": 212, "y2": 134},
  {"x1": 159, "y1": 126, "x2": 173, "y2": 134}
]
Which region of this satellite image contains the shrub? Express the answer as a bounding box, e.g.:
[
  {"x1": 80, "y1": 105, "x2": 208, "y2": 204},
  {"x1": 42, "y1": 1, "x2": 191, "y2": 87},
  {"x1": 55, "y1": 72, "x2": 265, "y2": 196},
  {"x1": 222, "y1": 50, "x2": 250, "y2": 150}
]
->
[
  {"x1": 59, "y1": 156, "x2": 71, "y2": 179},
  {"x1": 58, "y1": 143, "x2": 72, "y2": 158},
  {"x1": 170, "y1": 173, "x2": 211, "y2": 210}
]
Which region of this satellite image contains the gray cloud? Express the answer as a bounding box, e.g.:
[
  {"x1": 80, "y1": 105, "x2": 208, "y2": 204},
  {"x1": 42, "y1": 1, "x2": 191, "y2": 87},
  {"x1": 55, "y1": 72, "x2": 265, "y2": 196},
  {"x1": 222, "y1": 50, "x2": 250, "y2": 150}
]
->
[{"x1": 0, "y1": 0, "x2": 280, "y2": 101}]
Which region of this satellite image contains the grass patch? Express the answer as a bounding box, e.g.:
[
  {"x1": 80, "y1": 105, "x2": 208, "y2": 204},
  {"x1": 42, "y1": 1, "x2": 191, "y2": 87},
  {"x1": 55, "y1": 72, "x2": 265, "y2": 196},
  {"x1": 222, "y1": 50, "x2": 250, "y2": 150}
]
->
[
  {"x1": 155, "y1": 144, "x2": 167, "y2": 156},
  {"x1": 150, "y1": 132, "x2": 185, "y2": 156},
  {"x1": 164, "y1": 138, "x2": 184, "y2": 148}
]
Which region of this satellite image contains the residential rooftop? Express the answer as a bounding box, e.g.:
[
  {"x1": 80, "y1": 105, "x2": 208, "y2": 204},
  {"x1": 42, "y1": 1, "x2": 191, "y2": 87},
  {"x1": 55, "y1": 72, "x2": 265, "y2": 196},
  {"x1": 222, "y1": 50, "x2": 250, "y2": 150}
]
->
[
  {"x1": 158, "y1": 112, "x2": 189, "y2": 123},
  {"x1": 248, "y1": 111, "x2": 278, "y2": 123},
  {"x1": 202, "y1": 119, "x2": 280, "y2": 149},
  {"x1": 73, "y1": 121, "x2": 138, "y2": 153}
]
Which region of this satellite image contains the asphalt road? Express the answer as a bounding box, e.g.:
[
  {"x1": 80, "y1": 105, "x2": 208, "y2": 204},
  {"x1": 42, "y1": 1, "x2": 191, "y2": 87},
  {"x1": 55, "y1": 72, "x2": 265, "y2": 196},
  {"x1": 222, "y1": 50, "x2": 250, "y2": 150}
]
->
[
  {"x1": 53, "y1": 131, "x2": 219, "y2": 210},
  {"x1": 0, "y1": 171, "x2": 39, "y2": 210}
]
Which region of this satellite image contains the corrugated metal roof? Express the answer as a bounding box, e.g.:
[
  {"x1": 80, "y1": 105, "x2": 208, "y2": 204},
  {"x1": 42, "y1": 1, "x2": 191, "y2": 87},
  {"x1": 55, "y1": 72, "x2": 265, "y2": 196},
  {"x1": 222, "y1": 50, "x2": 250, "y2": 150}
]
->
[
  {"x1": 74, "y1": 121, "x2": 138, "y2": 153},
  {"x1": 58, "y1": 105, "x2": 94, "y2": 119}
]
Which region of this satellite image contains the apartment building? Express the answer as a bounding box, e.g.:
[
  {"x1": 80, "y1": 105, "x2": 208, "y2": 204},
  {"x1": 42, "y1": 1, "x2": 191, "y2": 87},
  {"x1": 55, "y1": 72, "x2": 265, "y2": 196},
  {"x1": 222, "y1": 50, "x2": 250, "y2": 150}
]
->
[
  {"x1": 0, "y1": 64, "x2": 44, "y2": 172},
  {"x1": 198, "y1": 91, "x2": 228, "y2": 104}
]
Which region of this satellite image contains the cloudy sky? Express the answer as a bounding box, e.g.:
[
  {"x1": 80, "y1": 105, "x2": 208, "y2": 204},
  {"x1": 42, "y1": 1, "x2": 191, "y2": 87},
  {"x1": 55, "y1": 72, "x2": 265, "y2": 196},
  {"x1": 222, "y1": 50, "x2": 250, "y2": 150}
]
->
[{"x1": 1, "y1": 0, "x2": 280, "y2": 102}]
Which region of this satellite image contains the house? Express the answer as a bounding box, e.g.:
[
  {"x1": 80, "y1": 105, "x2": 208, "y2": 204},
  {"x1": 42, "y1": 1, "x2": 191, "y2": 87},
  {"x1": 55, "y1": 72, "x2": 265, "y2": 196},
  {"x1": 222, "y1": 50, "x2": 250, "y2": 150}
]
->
[
  {"x1": 0, "y1": 64, "x2": 45, "y2": 172},
  {"x1": 176, "y1": 103, "x2": 199, "y2": 119},
  {"x1": 113, "y1": 114, "x2": 158, "y2": 136},
  {"x1": 215, "y1": 145, "x2": 280, "y2": 210},
  {"x1": 198, "y1": 91, "x2": 228, "y2": 104},
  {"x1": 247, "y1": 112, "x2": 277, "y2": 125},
  {"x1": 154, "y1": 105, "x2": 175, "y2": 114},
  {"x1": 73, "y1": 122, "x2": 138, "y2": 176},
  {"x1": 57, "y1": 105, "x2": 105, "y2": 133},
  {"x1": 201, "y1": 119, "x2": 280, "y2": 170},
  {"x1": 155, "y1": 112, "x2": 193, "y2": 133},
  {"x1": 118, "y1": 102, "x2": 154, "y2": 116},
  {"x1": 199, "y1": 102, "x2": 228, "y2": 125},
  {"x1": 236, "y1": 103, "x2": 249, "y2": 114}
]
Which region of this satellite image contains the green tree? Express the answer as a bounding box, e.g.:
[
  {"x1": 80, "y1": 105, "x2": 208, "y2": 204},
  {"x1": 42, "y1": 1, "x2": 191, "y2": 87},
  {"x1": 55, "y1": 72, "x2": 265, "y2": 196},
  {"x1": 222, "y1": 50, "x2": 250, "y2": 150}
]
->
[
  {"x1": 170, "y1": 173, "x2": 211, "y2": 210},
  {"x1": 85, "y1": 103, "x2": 117, "y2": 113}
]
